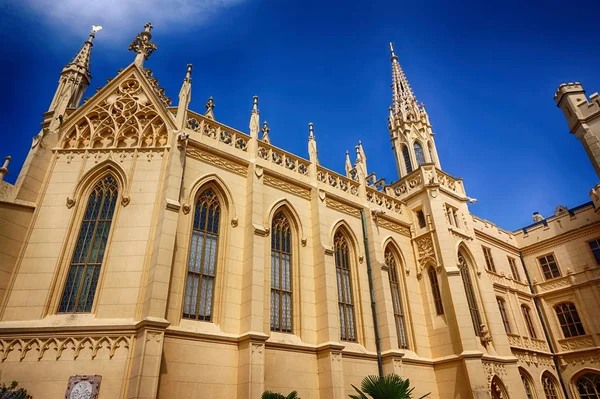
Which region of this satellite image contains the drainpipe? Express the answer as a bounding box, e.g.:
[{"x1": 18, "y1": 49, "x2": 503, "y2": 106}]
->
[
  {"x1": 519, "y1": 251, "x2": 571, "y2": 399},
  {"x1": 360, "y1": 209, "x2": 384, "y2": 377}
]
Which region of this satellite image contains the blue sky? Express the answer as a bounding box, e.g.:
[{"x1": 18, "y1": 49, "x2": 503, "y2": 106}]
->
[{"x1": 1, "y1": 0, "x2": 598, "y2": 231}]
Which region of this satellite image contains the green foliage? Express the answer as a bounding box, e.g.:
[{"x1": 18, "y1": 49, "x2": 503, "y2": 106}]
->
[
  {"x1": 349, "y1": 374, "x2": 430, "y2": 399},
  {"x1": 261, "y1": 390, "x2": 299, "y2": 399},
  {"x1": 0, "y1": 381, "x2": 32, "y2": 399}
]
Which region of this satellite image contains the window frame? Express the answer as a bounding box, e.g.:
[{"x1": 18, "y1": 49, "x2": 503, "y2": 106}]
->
[
  {"x1": 521, "y1": 304, "x2": 538, "y2": 339},
  {"x1": 508, "y1": 256, "x2": 521, "y2": 281},
  {"x1": 182, "y1": 186, "x2": 224, "y2": 322},
  {"x1": 554, "y1": 302, "x2": 586, "y2": 338},
  {"x1": 334, "y1": 230, "x2": 358, "y2": 342},
  {"x1": 587, "y1": 238, "x2": 600, "y2": 265},
  {"x1": 538, "y1": 253, "x2": 561, "y2": 280},
  {"x1": 414, "y1": 141, "x2": 426, "y2": 167},
  {"x1": 496, "y1": 297, "x2": 512, "y2": 334},
  {"x1": 482, "y1": 246, "x2": 496, "y2": 272},
  {"x1": 428, "y1": 266, "x2": 444, "y2": 316},
  {"x1": 542, "y1": 373, "x2": 560, "y2": 399},
  {"x1": 385, "y1": 245, "x2": 409, "y2": 349},
  {"x1": 402, "y1": 145, "x2": 413, "y2": 174},
  {"x1": 458, "y1": 251, "x2": 482, "y2": 337},
  {"x1": 575, "y1": 372, "x2": 600, "y2": 399},
  {"x1": 416, "y1": 209, "x2": 426, "y2": 229},
  {"x1": 270, "y1": 210, "x2": 294, "y2": 333},
  {"x1": 58, "y1": 174, "x2": 120, "y2": 314}
]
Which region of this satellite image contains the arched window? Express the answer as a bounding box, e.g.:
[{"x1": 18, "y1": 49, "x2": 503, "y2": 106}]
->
[
  {"x1": 428, "y1": 266, "x2": 444, "y2": 315},
  {"x1": 497, "y1": 297, "x2": 511, "y2": 334},
  {"x1": 414, "y1": 142, "x2": 426, "y2": 166},
  {"x1": 543, "y1": 373, "x2": 560, "y2": 399},
  {"x1": 270, "y1": 211, "x2": 292, "y2": 333},
  {"x1": 491, "y1": 376, "x2": 509, "y2": 399},
  {"x1": 576, "y1": 373, "x2": 600, "y2": 399},
  {"x1": 183, "y1": 188, "x2": 221, "y2": 321},
  {"x1": 555, "y1": 302, "x2": 585, "y2": 338},
  {"x1": 458, "y1": 251, "x2": 482, "y2": 336},
  {"x1": 521, "y1": 370, "x2": 536, "y2": 399},
  {"x1": 59, "y1": 175, "x2": 119, "y2": 313},
  {"x1": 402, "y1": 145, "x2": 413, "y2": 174},
  {"x1": 428, "y1": 142, "x2": 435, "y2": 164},
  {"x1": 521, "y1": 305, "x2": 538, "y2": 339},
  {"x1": 334, "y1": 230, "x2": 356, "y2": 342},
  {"x1": 385, "y1": 246, "x2": 408, "y2": 349}
]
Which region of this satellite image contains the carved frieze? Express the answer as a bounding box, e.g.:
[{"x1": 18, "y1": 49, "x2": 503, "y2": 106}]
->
[
  {"x1": 377, "y1": 217, "x2": 411, "y2": 237},
  {"x1": 186, "y1": 147, "x2": 248, "y2": 176},
  {"x1": 263, "y1": 175, "x2": 311, "y2": 200},
  {"x1": 415, "y1": 235, "x2": 434, "y2": 260},
  {"x1": 482, "y1": 361, "x2": 507, "y2": 384},
  {"x1": 558, "y1": 335, "x2": 595, "y2": 352},
  {"x1": 0, "y1": 335, "x2": 131, "y2": 362},
  {"x1": 325, "y1": 197, "x2": 361, "y2": 218}
]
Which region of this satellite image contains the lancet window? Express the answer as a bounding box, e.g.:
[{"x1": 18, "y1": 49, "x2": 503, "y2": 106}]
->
[
  {"x1": 428, "y1": 266, "x2": 444, "y2": 315},
  {"x1": 521, "y1": 305, "x2": 537, "y2": 339},
  {"x1": 402, "y1": 145, "x2": 413, "y2": 174},
  {"x1": 183, "y1": 188, "x2": 221, "y2": 321},
  {"x1": 385, "y1": 247, "x2": 408, "y2": 349},
  {"x1": 59, "y1": 175, "x2": 118, "y2": 313},
  {"x1": 414, "y1": 142, "x2": 426, "y2": 166},
  {"x1": 497, "y1": 297, "x2": 511, "y2": 334},
  {"x1": 270, "y1": 211, "x2": 293, "y2": 333},
  {"x1": 458, "y1": 251, "x2": 482, "y2": 336},
  {"x1": 334, "y1": 231, "x2": 357, "y2": 342}
]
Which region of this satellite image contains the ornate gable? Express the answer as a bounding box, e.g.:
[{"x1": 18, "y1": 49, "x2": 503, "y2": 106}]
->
[{"x1": 61, "y1": 66, "x2": 174, "y2": 150}]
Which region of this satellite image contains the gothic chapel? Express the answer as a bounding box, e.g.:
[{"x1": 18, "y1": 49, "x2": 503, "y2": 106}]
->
[{"x1": 0, "y1": 23, "x2": 599, "y2": 399}]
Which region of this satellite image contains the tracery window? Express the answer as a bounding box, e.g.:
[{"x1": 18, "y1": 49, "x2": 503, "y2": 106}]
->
[
  {"x1": 576, "y1": 373, "x2": 600, "y2": 399},
  {"x1": 497, "y1": 297, "x2": 511, "y2": 334},
  {"x1": 402, "y1": 145, "x2": 413, "y2": 174},
  {"x1": 428, "y1": 266, "x2": 444, "y2": 315},
  {"x1": 183, "y1": 188, "x2": 220, "y2": 321},
  {"x1": 414, "y1": 142, "x2": 426, "y2": 166},
  {"x1": 270, "y1": 211, "x2": 292, "y2": 333},
  {"x1": 542, "y1": 373, "x2": 560, "y2": 399},
  {"x1": 334, "y1": 231, "x2": 357, "y2": 342},
  {"x1": 385, "y1": 247, "x2": 408, "y2": 349},
  {"x1": 522, "y1": 305, "x2": 537, "y2": 339},
  {"x1": 458, "y1": 251, "x2": 482, "y2": 336},
  {"x1": 521, "y1": 372, "x2": 535, "y2": 399},
  {"x1": 554, "y1": 302, "x2": 585, "y2": 338},
  {"x1": 59, "y1": 175, "x2": 118, "y2": 313}
]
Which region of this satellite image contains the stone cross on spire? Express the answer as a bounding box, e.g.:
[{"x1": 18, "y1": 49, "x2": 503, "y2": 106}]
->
[
  {"x1": 129, "y1": 22, "x2": 157, "y2": 68},
  {"x1": 389, "y1": 42, "x2": 421, "y2": 122}
]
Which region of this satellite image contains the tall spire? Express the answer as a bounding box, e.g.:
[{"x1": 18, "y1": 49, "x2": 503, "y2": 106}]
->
[
  {"x1": 176, "y1": 64, "x2": 193, "y2": 129},
  {"x1": 129, "y1": 22, "x2": 157, "y2": 68},
  {"x1": 389, "y1": 42, "x2": 421, "y2": 122},
  {"x1": 48, "y1": 25, "x2": 102, "y2": 112}
]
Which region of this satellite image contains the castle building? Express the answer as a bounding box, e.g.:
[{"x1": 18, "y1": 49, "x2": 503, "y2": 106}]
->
[{"x1": 0, "y1": 24, "x2": 599, "y2": 399}]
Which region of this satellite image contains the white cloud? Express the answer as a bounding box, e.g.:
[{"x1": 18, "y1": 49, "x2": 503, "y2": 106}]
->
[{"x1": 16, "y1": 0, "x2": 247, "y2": 41}]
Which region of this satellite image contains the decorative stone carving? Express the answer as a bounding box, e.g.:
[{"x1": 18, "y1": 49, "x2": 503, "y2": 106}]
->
[
  {"x1": 263, "y1": 175, "x2": 310, "y2": 199},
  {"x1": 62, "y1": 73, "x2": 168, "y2": 150},
  {"x1": 415, "y1": 235, "x2": 434, "y2": 260},
  {"x1": 377, "y1": 217, "x2": 411, "y2": 237},
  {"x1": 186, "y1": 147, "x2": 248, "y2": 176},
  {"x1": 480, "y1": 324, "x2": 493, "y2": 346},
  {"x1": 231, "y1": 218, "x2": 239, "y2": 227},
  {"x1": 482, "y1": 361, "x2": 507, "y2": 384},
  {"x1": 65, "y1": 375, "x2": 102, "y2": 399},
  {"x1": 325, "y1": 197, "x2": 361, "y2": 218},
  {"x1": 558, "y1": 335, "x2": 594, "y2": 352},
  {"x1": 66, "y1": 197, "x2": 76, "y2": 208},
  {"x1": 182, "y1": 204, "x2": 191, "y2": 214},
  {"x1": 301, "y1": 238, "x2": 307, "y2": 247},
  {"x1": 121, "y1": 196, "x2": 130, "y2": 207},
  {"x1": 0, "y1": 335, "x2": 131, "y2": 362}
]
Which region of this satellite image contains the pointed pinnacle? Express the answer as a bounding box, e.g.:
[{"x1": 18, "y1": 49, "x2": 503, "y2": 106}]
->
[
  {"x1": 262, "y1": 120, "x2": 270, "y2": 134},
  {"x1": 205, "y1": 96, "x2": 215, "y2": 110},
  {"x1": 389, "y1": 41, "x2": 398, "y2": 60},
  {"x1": 252, "y1": 96, "x2": 259, "y2": 112},
  {"x1": 308, "y1": 122, "x2": 314, "y2": 138}
]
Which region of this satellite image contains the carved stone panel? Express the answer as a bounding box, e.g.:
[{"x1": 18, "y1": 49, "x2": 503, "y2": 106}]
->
[{"x1": 65, "y1": 375, "x2": 102, "y2": 399}]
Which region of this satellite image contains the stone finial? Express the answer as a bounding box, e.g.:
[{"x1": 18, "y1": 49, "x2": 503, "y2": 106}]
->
[
  {"x1": 129, "y1": 22, "x2": 158, "y2": 68},
  {"x1": 185, "y1": 64, "x2": 193, "y2": 81},
  {"x1": 249, "y1": 96, "x2": 260, "y2": 139},
  {"x1": 0, "y1": 156, "x2": 12, "y2": 183},
  {"x1": 389, "y1": 41, "x2": 398, "y2": 60},
  {"x1": 308, "y1": 122, "x2": 314, "y2": 139},
  {"x1": 204, "y1": 96, "x2": 215, "y2": 119},
  {"x1": 308, "y1": 122, "x2": 318, "y2": 165}
]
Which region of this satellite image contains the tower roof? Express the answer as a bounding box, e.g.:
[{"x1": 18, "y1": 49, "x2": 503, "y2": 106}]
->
[
  {"x1": 389, "y1": 42, "x2": 421, "y2": 122},
  {"x1": 61, "y1": 26, "x2": 101, "y2": 83}
]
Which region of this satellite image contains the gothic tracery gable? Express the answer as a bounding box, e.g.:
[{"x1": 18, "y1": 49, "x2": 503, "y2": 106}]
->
[{"x1": 61, "y1": 70, "x2": 172, "y2": 150}]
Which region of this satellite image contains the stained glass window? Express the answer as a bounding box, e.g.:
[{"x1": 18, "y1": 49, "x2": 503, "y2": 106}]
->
[
  {"x1": 542, "y1": 374, "x2": 559, "y2": 399},
  {"x1": 576, "y1": 373, "x2": 600, "y2": 399},
  {"x1": 270, "y1": 212, "x2": 292, "y2": 333},
  {"x1": 183, "y1": 188, "x2": 220, "y2": 321},
  {"x1": 414, "y1": 142, "x2": 426, "y2": 166},
  {"x1": 59, "y1": 175, "x2": 118, "y2": 313},
  {"x1": 555, "y1": 302, "x2": 585, "y2": 338},
  {"x1": 429, "y1": 267, "x2": 444, "y2": 315},
  {"x1": 335, "y1": 231, "x2": 356, "y2": 342},
  {"x1": 402, "y1": 146, "x2": 413, "y2": 174},
  {"x1": 386, "y1": 247, "x2": 408, "y2": 349},
  {"x1": 458, "y1": 252, "x2": 482, "y2": 336}
]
